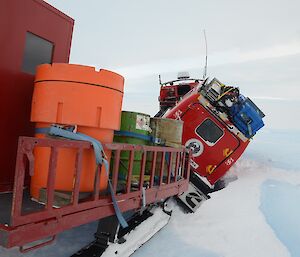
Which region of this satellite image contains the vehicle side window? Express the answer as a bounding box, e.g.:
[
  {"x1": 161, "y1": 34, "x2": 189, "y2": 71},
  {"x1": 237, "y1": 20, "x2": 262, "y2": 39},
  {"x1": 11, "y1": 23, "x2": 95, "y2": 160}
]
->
[
  {"x1": 196, "y1": 119, "x2": 224, "y2": 146},
  {"x1": 22, "y1": 32, "x2": 54, "y2": 75}
]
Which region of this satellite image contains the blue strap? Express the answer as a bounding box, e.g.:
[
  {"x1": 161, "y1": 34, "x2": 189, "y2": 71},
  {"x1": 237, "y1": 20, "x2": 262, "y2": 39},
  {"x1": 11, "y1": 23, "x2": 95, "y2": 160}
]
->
[
  {"x1": 114, "y1": 130, "x2": 153, "y2": 142},
  {"x1": 47, "y1": 126, "x2": 128, "y2": 228},
  {"x1": 35, "y1": 127, "x2": 51, "y2": 134}
]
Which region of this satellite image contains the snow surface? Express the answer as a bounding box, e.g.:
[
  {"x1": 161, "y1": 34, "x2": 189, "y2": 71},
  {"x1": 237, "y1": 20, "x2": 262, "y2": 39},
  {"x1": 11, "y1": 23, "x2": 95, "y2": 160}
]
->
[
  {"x1": 133, "y1": 160, "x2": 298, "y2": 257},
  {"x1": 1, "y1": 128, "x2": 299, "y2": 257},
  {"x1": 132, "y1": 129, "x2": 300, "y2": 257},
  {"x1": 102, "y1": 207, "x2": 171, "y2": 257}
]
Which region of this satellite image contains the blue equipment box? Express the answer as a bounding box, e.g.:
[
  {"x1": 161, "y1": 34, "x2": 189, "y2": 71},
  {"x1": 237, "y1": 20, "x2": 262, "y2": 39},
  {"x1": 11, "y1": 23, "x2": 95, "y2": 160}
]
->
[{"x1": 230, "y1": 95, "x2": 265, "y2": 138}]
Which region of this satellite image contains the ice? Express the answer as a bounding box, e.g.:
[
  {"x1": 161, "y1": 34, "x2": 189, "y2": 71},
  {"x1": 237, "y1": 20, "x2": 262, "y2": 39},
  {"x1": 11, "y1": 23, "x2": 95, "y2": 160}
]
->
[
  {"x1": 133, "y1": 128, "x2": 300, "y2": 257},
  {"x1": 260, "y1": 180, "x2": 300, "y2": 257},
  {"x1": 133, "y1": 223, "x2": 221, "y2": 257},
  {"x1": 245, "y1": 128, "x2": 300, "y2": 171},
  {"x1": 133, "y1": 161, "x2": 291, "y2": 257}
]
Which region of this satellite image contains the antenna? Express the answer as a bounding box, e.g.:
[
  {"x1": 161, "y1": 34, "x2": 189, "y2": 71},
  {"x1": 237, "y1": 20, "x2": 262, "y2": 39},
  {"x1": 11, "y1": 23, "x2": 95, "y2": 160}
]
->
[
  {"x1": 203, "y1": 30, "x2": 208, "y2": 79},
  {"x1": 159, "y1": 74, "x2": 162, "y2": 85}
]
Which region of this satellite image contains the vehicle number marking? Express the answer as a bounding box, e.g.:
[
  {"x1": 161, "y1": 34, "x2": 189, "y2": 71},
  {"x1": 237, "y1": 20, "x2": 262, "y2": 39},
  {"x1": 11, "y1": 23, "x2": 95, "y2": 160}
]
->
[{"x1": 225, "y1": 157, "x2": 234, "y2": 166}]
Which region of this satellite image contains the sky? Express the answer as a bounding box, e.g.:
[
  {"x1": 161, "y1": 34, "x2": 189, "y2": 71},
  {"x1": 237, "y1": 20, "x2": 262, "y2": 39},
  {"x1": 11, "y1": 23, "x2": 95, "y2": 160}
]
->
[{"x1": 45, "y1": 0, "x2": 300, "y2": 129}]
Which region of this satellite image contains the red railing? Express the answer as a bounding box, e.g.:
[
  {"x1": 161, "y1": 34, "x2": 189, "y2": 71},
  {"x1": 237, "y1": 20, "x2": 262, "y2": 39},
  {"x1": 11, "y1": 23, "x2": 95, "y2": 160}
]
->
[{"x1": 0, "y1": 136, "x2": 190, "y2": 249}]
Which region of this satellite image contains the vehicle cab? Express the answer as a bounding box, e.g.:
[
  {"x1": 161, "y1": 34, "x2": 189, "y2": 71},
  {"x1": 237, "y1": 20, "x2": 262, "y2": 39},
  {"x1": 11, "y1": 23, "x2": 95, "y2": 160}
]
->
[{"x1": 163, "y1": 77, "x2": 265, "y2": 185}]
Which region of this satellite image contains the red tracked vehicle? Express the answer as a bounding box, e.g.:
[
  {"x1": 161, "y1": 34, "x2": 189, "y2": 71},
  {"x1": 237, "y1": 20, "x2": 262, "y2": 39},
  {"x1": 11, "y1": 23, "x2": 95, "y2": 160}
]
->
[{"x1": 157, "y1": 73, "x2": 264, "y2": 211}]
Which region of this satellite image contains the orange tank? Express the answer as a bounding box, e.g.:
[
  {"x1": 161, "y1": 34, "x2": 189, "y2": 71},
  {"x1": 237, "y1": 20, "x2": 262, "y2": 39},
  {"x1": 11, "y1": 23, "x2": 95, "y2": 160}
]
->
[{"x1": 30, "y1": 63, "x2": 124, "y2": 200}]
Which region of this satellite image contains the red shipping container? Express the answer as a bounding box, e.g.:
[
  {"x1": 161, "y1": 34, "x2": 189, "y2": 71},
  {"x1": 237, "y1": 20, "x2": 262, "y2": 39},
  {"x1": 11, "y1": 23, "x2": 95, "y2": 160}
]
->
[{"x1": 0, "y1": 0, "x2": 74, "y2": 192}]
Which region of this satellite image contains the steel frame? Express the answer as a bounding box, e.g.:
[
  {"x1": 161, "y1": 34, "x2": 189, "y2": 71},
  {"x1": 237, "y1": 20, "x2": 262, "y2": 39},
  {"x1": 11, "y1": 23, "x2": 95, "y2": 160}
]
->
[{"x1": 0, "y1": 136, "x2": 190, "y2": 250}]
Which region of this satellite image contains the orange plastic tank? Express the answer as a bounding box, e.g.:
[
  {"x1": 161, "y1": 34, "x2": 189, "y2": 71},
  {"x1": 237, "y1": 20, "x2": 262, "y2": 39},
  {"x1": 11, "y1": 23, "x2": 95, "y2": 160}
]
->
[{"x1": 30, "y1": 63, "x2": 124, "y2": 200}]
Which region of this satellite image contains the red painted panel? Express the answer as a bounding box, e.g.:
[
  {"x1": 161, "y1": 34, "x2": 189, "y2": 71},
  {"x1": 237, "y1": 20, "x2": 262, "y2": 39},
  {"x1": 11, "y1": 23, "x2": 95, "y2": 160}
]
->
[
  {"x1": 166, "y1": 89, "x2": 249, "y2": 184},
  {"x1": 0, "y1": 0, "x2": 74, "y2": 191},
  {"x1": 180, "y1": 103, "x2": 240, "y2": 174}
]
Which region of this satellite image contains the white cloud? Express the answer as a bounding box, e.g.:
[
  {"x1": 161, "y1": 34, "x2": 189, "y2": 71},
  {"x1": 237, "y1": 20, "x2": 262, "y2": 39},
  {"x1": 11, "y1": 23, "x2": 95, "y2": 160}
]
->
[
  {"x1": 113, "y1": 41, "x2": 300, "y2": 80},
  {"x1": 239, "y1": 41, "x2": 300, "y2": 62}
]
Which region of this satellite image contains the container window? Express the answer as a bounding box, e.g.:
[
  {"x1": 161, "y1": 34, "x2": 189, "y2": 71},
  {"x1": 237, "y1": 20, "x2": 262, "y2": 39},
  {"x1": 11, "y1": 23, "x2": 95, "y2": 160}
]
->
[
  {"x1": 196, "y1": 119, "x2": 224, "y2": 146},
  {"x1": 22, "y1": 32, "x2": 54, "y2": 75}
]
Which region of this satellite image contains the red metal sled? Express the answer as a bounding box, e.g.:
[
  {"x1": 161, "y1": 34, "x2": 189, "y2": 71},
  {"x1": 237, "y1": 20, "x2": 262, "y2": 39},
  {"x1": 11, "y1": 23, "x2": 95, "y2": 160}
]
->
[{"x1": 0, "y1": 136, "x2": 190, "y2": 250}]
